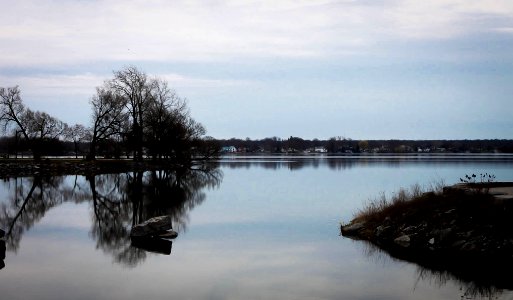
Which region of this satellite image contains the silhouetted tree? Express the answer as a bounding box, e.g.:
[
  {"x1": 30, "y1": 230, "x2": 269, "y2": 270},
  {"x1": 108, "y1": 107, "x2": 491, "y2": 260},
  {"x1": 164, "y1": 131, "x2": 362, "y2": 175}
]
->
[
  {"x1": 88, "y1": 87, "x2": 127, "y2": 160},
  {"x1": 109, "y1": 66, "x2": 151, "y2": 161},
  {"x1": 1, "y1": 86, "x2": 67, "y2": 159},
  {"x1": 64, "y1": 124, "x2": 89, "y2": 158},
  {"x1": 0, "y1": 86, "x2": 29, "y2": 139},
  {"x1": 88, "y1": 66, "x2": 216, "y2": 162}
]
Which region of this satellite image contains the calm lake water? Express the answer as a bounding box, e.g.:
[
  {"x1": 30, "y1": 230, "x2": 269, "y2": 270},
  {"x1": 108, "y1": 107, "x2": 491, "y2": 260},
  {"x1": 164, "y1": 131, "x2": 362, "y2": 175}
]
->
[{"x1": 1, "y1": 155, "x2": 513, "y2": 300}]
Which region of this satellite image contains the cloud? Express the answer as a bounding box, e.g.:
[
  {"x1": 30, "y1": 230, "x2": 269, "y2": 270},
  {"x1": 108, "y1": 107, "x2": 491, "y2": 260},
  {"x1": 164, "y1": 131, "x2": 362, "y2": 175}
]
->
[
  {"x1": 2, "y1": 0, "x2": 512, "y2": 68},
  {"x1": 160, "y1": 73, "x2": 254, "y2": 88},
  {"x1": 380, "y1": 0, "x2": 513, "y2": 39},
  {"x1": 0, "y1": 73, "x2": 105, "y2": 97},
  {"x1": 0, "y1": 72, "x2": 251, "y2": 98},
  {"x1": 494, "y1": 27, "x2": 513, "y2": 33},
  {"x1": 0, "y1": 0, "x2": 351, "y2": 67}
]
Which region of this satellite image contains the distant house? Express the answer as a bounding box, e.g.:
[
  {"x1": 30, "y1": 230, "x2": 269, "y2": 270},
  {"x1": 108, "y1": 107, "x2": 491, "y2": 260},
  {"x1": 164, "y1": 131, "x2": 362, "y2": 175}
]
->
[
  {"x1": 314, "y1": 147, "x2": 327, "y2": 153},
  {"x1": 221, "y1": 146, "x2": 237, "y2": 153}
]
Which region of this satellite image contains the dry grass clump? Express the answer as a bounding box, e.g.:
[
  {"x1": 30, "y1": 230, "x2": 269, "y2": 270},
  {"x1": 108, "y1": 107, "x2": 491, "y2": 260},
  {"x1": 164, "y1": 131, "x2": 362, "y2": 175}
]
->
[{"x1": 354, "y1": 179, "x2": 445, "y2": 223}]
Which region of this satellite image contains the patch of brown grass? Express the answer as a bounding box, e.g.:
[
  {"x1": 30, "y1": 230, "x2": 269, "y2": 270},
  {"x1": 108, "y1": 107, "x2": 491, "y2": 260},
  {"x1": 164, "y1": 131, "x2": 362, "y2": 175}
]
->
[{"x1": 354, "y1": 179, "x2": 445, "y2": 223}]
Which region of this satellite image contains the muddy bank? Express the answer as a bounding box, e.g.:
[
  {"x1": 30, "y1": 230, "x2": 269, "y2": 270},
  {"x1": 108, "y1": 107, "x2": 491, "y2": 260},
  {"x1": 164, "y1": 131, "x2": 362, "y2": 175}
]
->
[
  {"x1": 0, "y1": 159, "x2": 194, "y2": 177},
  {"x1": 341, "y1": 183, "x2": 513, "y2": 289}
]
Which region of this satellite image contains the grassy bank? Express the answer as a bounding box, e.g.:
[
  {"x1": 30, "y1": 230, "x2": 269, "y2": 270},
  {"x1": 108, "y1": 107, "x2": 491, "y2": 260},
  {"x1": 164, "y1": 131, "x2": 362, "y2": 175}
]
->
[
  {"x1": 341, "y1": 181, "x2": 513, "y2": 290},
  {"x1": 352, "y1": 181, "x2": 444, "y2": 224}
]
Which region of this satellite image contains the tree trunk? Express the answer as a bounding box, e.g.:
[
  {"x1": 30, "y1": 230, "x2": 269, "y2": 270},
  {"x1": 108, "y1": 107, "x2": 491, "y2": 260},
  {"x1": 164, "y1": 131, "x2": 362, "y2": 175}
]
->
[
  {"x1": 87, "y1": 139, "x2": 97, "y2": 161},
  {"x1": 32, "y1": 141, "x2": 42, "y2": 161}
]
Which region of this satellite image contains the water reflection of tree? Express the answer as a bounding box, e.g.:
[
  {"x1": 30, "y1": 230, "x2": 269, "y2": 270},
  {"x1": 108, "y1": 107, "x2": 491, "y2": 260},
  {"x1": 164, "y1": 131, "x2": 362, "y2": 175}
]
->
[
  {"x1": 89, "y1": 167, "x2": 222, "y2": 267},
  {"x1": 219, "y1": 156, "x2": 508, "y2": 171},
  {"x1": 0, "y1": 165, "x2": 222, "y2": 267},
  {"x1": 0, "y1": 176, "x2": 78, "y2": 251},
  {"x1": 88, "y1": 173, "x2": 134, "y2": 265}
]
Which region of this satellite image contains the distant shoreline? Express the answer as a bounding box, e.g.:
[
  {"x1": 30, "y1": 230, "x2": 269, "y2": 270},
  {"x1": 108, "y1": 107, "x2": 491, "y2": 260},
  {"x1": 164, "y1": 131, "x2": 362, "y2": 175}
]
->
[{"x1": 216, "y1": 138, "x2": 513, "y2": 154}]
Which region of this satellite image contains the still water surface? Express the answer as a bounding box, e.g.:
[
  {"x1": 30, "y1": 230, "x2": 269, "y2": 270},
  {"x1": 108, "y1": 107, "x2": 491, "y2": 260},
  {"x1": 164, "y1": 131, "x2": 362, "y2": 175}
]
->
[{"x1": 1, "y1": 155, "x2": 513, "y2": 299}]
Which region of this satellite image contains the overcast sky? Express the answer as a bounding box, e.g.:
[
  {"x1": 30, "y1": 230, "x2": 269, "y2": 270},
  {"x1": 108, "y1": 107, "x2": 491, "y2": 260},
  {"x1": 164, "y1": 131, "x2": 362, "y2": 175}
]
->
[{"x1": 1, "y1": 0, "x2": 512, "y2": 139}]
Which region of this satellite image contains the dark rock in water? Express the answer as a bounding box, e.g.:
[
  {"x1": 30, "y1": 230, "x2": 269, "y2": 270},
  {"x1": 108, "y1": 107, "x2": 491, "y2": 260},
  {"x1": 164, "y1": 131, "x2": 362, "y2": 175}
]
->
[
  {"x1": 157, "y1": 231, "x2": 178, "y2": 240},
  {"x1": 129, "y1": 216, "x2": 177, "y2": 255},
  {"x1": 0, "y1": 228, "x2": 4, "y2": 239},
  {"x1": 341, "y1": 222, "x2": 366, "y2": 236},
  {"x1": 402, "y1": 226, "x2": 417, "y2": 234},
  {"x1": 0, "y1": 260, "x2": 4, "y2": 270},
  {"x1": 131, "y1": 237, "x2": 172, "y2": 255},
  {"x1": 451, "y1": 240, "x2": 465, "y2": 249},
  {"x1": 394, "y1": 235, "x2": 411, "y2": 247},
  {"x1": 130, "y1": 216, "x2": 172, "y2": 238},
  {"x1": 435, "y1": 228, "x2": 453, "y2": 242},
  {"x1": 461, "y1": 241, "x2": 477, "y2": 252}
]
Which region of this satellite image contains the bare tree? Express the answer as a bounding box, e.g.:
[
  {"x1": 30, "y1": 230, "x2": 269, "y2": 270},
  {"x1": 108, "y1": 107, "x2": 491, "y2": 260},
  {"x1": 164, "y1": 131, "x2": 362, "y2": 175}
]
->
[
  {"x1": 109, "y1": 66, "x2": 152, "y2": 161},
  {"x1": 87, "y1": 67, "x2": 216, "y2": 162},
  {"x1": 1, "y1": 86, "x2": 68, "y2": 159},
  {"x1": 88, "y1": 87, "x2": 127, "y2": 160},
  {"x1": 144, "y1": 79, "x2": 188, "y2": 159},
  {"x1": 0, "y1": 86, "x2": 30, "y2": 141},
  {"x1": 65, "y1": 124, "x2": 89, "y2": 158},
  {"x1": 23, "y1": 110, "x2": 66, "y2": 140}
]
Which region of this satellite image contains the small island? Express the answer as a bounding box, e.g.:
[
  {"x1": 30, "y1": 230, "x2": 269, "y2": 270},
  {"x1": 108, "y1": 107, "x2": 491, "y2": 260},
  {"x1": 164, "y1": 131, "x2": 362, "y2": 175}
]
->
[{"x1": 341, "y1": 179, "x2": 513, "y2": 289}]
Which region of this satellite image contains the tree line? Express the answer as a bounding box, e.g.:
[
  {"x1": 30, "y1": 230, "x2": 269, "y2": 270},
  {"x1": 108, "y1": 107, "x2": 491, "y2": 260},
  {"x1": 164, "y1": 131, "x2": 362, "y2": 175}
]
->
[
  {"x1": 216, "y1": 136, "x2": 513, "y2": 153},
  {"x1": 0, "y1": 66, "x2": 219, "y2": 161}
]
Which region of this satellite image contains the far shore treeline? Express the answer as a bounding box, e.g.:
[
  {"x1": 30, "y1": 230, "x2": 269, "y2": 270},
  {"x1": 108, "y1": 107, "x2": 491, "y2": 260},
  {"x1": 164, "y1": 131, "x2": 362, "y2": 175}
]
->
[
  {"x1": 216, "y1": 137, "x2": 513, "y2": 154},
  {"x1": 1, "y1": 66, "x2": 512, "y2": 160}
]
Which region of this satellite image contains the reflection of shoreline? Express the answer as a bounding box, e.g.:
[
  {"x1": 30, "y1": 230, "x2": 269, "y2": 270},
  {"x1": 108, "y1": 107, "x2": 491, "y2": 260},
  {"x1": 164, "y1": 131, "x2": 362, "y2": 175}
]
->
[
  {"x1": 220, "y1": 153, "x2": 513, "y2": 159},
  {"x1": 361, "y1": 240, "x2": 511, "y2": 299},
  {"x1": 0, "y1": 159, "x2": 219, "y2": 178},
  {"x1": 219, "y1": 155, "x2": 513, "y2": 170}
]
